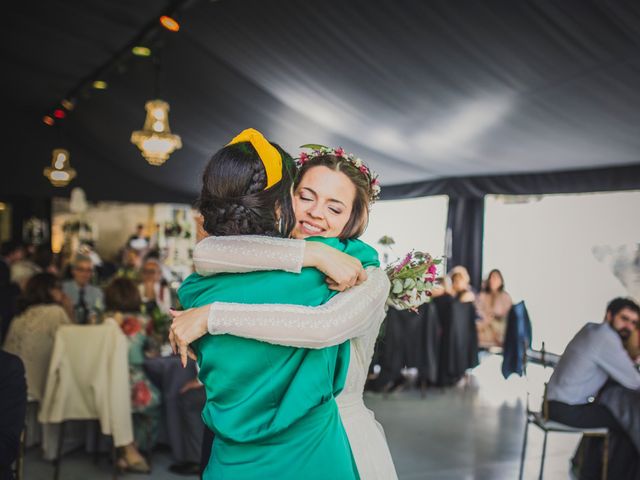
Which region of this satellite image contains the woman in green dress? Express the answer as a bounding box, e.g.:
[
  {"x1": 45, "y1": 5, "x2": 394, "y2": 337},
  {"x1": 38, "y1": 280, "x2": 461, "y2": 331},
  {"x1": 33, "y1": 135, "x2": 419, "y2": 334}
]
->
[{"x1": 178, "y1": 129, "x2": 376, "y2": 479}]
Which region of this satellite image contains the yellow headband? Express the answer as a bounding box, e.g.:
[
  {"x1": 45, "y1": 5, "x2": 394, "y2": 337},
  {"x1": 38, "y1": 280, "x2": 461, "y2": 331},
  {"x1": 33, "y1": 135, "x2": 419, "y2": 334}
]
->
[{"x1": 227, "y1": 128, "x2": 282, "y2": 189}]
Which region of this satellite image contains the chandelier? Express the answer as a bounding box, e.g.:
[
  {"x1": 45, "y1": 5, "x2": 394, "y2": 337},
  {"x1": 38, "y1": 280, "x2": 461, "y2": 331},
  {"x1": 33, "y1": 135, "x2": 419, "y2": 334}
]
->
[
  {"x1": 131, "y1": 99, "x2": 182, "y2": 166},
  {"x1": 43, "y1": 148, "x2": 76, "y2": 187}
]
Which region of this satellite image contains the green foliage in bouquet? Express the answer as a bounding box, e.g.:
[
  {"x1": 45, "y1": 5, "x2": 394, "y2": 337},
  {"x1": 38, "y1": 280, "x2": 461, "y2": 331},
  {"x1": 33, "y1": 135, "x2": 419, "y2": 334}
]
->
[{"x1": 385, "y1": 251, "x2": 442, "y2": 311}]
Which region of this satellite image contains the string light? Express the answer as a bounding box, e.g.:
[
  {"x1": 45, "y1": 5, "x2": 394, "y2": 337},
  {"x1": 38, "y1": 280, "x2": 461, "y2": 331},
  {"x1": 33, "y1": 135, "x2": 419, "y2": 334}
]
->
[
  {"x1": 160, "y1": 15, "x2": 180, "y2": 32},
  {"x1": 53, "y1": 109, "x2": 66, "y2": 119},
  {"x1": 132, "y1": 46, "x2": 152, "y2": 57},
  {"x1": 92, "y1": 80, "x2": 108, "y2": 90},
  {"x1": 61, "y1": 99, "x2": 75, "y2": 110},
  {"x1": 43, "y1": 115, "x2": 55, "y2": 126}
]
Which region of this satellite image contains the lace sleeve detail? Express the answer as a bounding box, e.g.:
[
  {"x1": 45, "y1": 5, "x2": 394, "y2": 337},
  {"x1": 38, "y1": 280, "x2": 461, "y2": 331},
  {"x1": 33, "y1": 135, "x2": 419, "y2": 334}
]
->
[
  {"x1": 193, "y1": 235, "x2": 305, "y2": 276},
  {"x1": 207, "y1": 268, "x2": 390, "y2": 348}
]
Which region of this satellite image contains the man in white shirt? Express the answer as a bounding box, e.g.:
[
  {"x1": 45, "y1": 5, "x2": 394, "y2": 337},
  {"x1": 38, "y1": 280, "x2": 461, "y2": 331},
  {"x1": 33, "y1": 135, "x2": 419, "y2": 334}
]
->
[{"x1": 547, "y1": 297, "x2": 640, "y2": 479}]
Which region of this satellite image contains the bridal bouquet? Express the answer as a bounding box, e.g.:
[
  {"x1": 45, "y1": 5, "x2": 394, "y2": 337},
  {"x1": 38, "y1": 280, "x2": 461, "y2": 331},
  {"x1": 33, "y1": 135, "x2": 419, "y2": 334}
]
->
[{"x1": 386, "y1": 251, "x2": 441, "y2": 311}]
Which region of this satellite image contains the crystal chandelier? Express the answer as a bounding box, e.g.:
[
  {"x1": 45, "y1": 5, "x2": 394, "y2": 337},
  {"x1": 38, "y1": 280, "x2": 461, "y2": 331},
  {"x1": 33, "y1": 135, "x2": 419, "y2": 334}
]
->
[
  {"x1": 43, "y1": 148, "x2": 76, "y2": 187},
  {"x1": 130, "y1": 99, "x2": 182, "y2": 166}
]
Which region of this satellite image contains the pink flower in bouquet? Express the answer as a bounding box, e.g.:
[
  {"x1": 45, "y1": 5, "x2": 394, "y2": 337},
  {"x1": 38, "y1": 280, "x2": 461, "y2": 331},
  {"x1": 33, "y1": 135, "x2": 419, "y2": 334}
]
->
[
  {"x1": 395, "y1": 252, "x2": 413, "y2": 272},
  {"x1": 132, "y1": 381, "x2": 152, "y2": 407},
  {"x1": 428, "y1": 264, "x2": 437, "y2": 275},
  {"x1": 122, "y1": 316, "x2": 141, "y2": 337}
]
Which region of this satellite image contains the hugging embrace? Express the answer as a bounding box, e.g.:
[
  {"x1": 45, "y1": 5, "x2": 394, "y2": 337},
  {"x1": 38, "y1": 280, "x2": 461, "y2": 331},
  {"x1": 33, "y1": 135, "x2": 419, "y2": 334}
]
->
[{"x1": 171, "y1": 128, "x2": 397, "y2": 479}]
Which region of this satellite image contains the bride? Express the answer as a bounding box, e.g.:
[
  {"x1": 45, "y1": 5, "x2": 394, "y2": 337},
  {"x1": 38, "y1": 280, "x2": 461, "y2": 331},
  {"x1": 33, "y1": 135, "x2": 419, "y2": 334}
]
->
[{"x1": 171, "y1": 145, "x2": 397, "y2": 479}]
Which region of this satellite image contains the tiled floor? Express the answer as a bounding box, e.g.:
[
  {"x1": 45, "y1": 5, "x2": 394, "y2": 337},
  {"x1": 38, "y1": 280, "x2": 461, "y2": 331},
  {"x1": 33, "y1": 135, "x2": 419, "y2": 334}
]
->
[{"x1": 23, "y1": 355, "x2": 581, "y2": 479}]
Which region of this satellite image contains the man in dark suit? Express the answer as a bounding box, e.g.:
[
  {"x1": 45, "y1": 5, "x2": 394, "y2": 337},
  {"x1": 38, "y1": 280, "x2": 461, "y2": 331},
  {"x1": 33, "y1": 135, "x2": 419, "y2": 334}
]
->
[{"x1": 0, "y1": 351, "x2": 27, "y2": 480}]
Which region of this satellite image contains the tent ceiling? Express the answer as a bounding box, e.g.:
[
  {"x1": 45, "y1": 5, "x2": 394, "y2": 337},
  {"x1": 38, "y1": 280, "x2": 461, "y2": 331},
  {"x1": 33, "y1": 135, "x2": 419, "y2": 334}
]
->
[{"x1": 3, "y1": 0, "x2": 640, "y2": 203}]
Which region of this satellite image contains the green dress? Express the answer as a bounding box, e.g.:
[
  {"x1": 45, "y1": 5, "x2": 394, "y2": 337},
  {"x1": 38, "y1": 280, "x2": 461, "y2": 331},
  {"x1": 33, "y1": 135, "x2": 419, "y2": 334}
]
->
[{"x1": 178, "y1": 237, "x2": 379, "y2": 480}]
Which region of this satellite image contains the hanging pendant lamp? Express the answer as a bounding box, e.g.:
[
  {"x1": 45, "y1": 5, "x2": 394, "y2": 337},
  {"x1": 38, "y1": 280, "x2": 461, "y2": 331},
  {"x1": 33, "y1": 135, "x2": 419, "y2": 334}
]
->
[
  {"x1": 131, "y1": 99, "x2": 182, "y2": 166},
  {"x1": 43, "y1": 148, "x2": 76, "y2": 187}
]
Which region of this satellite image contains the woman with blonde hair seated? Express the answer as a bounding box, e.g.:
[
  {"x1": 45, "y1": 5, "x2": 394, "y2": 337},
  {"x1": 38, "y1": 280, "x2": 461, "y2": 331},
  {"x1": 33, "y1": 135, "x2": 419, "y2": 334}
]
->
[{"x1": 449, "y1": 265, "x2": 476, "y2": 303}]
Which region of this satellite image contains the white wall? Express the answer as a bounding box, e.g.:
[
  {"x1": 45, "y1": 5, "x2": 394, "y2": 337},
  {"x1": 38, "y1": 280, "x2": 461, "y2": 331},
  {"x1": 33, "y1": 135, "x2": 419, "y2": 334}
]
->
[{"x1": 360, "y1": 195, "x2": 449, "y2": 268}]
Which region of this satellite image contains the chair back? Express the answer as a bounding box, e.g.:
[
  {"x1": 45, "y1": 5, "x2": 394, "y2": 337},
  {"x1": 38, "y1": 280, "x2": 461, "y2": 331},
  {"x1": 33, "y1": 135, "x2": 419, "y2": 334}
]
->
[
  {"x1": 522, "y1": 342, "x2": 550, "y2": 417},
  {"x1": 38, "y1": 320, "x2": 132, "y2": 445}
]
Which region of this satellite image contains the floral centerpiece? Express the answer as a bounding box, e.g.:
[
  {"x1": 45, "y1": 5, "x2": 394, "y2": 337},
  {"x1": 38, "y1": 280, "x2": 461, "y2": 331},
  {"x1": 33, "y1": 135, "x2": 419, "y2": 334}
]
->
[{"x1": 386, "y1": 251, "x2": 441, "y2": 311}]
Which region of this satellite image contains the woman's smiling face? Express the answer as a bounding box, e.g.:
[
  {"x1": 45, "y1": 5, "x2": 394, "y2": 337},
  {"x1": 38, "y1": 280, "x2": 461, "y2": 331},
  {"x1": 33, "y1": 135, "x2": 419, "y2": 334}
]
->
[{"x1": 291, "y1": 166, "x2": 356, "y2": 239}]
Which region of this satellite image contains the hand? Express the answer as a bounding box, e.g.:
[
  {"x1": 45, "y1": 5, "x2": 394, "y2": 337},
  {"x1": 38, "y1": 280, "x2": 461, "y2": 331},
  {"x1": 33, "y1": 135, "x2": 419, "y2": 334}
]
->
[
  {"x1": 169, "y1": 306, "x2": 209, "y2": 367},
  {"x1": 179, "y1": 378, "x2": 203, "y2": 394},
  {"x1": 304, "y1": 242, "x2": 367, "y2": 291}
]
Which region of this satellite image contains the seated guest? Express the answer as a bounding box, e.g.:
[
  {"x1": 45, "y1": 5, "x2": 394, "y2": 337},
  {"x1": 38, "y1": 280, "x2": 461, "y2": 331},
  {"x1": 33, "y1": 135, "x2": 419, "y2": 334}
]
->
[
  {"x1": 547, "y1": 297, "x2": 640, "y2": 480},
  {"x1": 62, "y1": 255, "x2": 104, "y2": 324},
  {"x1": 139, "y1": 258, "x2": 171, "y2": 315},
  {"x1": 0, "y1": 351, "x2": 26, "y2": 480},
  {"x1": 3, "y1": 273, "x2": 71, "y2": 402},
  {"x1": 432, "y1": 275, "x2": 479, "y2": 386},
  {"x1": 10, "y1": 250, "x2": 41, "y2": 293},
  {"x1": 117, "y1": 248, "x2": 142, "y2": 282},
  {"x1": 625, "y1": 323, "x2": 640, "y2": 360},
  {"x1": 0, "y1": 241, "x2": 23, "y2": 343},
  {"x1": 476, "y1": 269, "x2": 512, "y2": 348},
  {"x1": 449, "y1": 266, "x2": 476, "y2": 303},
  {"x1": 104, "y1": 277, "x2": 160, "y2": 472}
]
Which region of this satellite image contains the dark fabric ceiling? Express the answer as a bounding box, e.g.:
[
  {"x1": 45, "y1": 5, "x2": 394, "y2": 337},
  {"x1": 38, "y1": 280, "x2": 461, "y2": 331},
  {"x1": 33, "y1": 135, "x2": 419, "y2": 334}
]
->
[{"x1": 3, "y1": 0, "x2": 640, "y2": 203}]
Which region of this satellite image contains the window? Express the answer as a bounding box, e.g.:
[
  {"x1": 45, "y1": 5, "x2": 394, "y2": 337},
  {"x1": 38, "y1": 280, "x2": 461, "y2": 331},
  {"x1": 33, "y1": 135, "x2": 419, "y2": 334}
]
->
[
  {"x1": 483, "y1": 191, "x2": 640, "y2": 353},
  {"x1": 361, "y1": 195, "x2": 449, "y2": 267}
]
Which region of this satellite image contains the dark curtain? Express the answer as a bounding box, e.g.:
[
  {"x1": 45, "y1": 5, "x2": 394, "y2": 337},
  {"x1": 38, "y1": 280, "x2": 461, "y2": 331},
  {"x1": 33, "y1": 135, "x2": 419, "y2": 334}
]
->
[
  {"x1": 446, "y1": 196, "x2": 484, "y2": 290},
  {"x1": 381, "y1": 164, "x2": 640, "y2": 201}
]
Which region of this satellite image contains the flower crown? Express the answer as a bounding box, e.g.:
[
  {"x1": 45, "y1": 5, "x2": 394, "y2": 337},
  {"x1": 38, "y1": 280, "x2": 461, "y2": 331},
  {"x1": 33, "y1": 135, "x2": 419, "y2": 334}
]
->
[{"x1": 296, "y1": 144, "x2": 381, "y2": 203}]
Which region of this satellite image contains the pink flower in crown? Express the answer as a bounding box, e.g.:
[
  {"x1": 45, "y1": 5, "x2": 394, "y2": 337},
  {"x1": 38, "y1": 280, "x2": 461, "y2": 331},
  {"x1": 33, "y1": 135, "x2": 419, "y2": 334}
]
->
[
  {"x1": 334, "y1": 147, "x2": 345, "y2": 157},
  {"x1": 298, "y1": 152, "x2": 309, "y2": 164},
  {"x1": 372, "y1": 177, "x2": 380, "y2": 186},
  {"x1": 359, "y1": 165, "x2": 368, "y2": 174}
]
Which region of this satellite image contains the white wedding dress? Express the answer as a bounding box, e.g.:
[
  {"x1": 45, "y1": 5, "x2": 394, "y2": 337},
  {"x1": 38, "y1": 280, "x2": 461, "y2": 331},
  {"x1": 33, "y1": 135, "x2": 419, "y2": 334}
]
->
[{"x1": 192, "y1": 236, "x2": 398, "y2": 480}]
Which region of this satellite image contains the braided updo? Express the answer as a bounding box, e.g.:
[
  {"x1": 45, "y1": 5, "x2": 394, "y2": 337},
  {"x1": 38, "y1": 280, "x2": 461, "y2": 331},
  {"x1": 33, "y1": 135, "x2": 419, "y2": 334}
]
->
[{"x1": 197, "y1": 141, "x2": 296, "y2": 237}]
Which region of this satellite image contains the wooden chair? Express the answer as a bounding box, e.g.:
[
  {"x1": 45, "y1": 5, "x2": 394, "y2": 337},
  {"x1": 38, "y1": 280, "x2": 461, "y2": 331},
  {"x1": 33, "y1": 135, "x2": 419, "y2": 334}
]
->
[{"x1": 518, "y1": 345, "x2": 609, "y2": 480}]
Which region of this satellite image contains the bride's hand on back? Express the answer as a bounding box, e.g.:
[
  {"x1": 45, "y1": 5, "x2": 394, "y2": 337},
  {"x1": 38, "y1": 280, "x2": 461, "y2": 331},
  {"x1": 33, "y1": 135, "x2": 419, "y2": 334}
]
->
[
  {"x1": 304, "y1": 242, "x2": 367, "y2": 292},
  {"x1": 169, "y1": 306, "x2": 209, "y2": 367}
]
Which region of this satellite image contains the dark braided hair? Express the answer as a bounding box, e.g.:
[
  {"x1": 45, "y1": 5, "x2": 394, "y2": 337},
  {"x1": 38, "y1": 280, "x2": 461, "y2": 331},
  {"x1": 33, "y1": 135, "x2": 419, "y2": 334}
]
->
[{"x1": 197, "y1": 141, "x2": 296, "y2": 237}]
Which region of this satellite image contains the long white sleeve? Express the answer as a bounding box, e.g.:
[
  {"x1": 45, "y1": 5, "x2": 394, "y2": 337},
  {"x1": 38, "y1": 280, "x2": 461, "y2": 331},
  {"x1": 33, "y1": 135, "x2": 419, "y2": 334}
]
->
[
  {"x1": 193, "y1": 235, "x2": 305, "y2": 275},
  {"x1": 207, "y1": 268, "x2": 390, "y2": 349}
]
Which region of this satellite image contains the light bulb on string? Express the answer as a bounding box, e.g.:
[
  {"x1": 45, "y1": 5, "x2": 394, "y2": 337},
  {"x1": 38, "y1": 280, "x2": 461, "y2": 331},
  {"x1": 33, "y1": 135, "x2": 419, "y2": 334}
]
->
[{"x1": 160, "y1": 15, "x2": 180, "y2": 32}]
